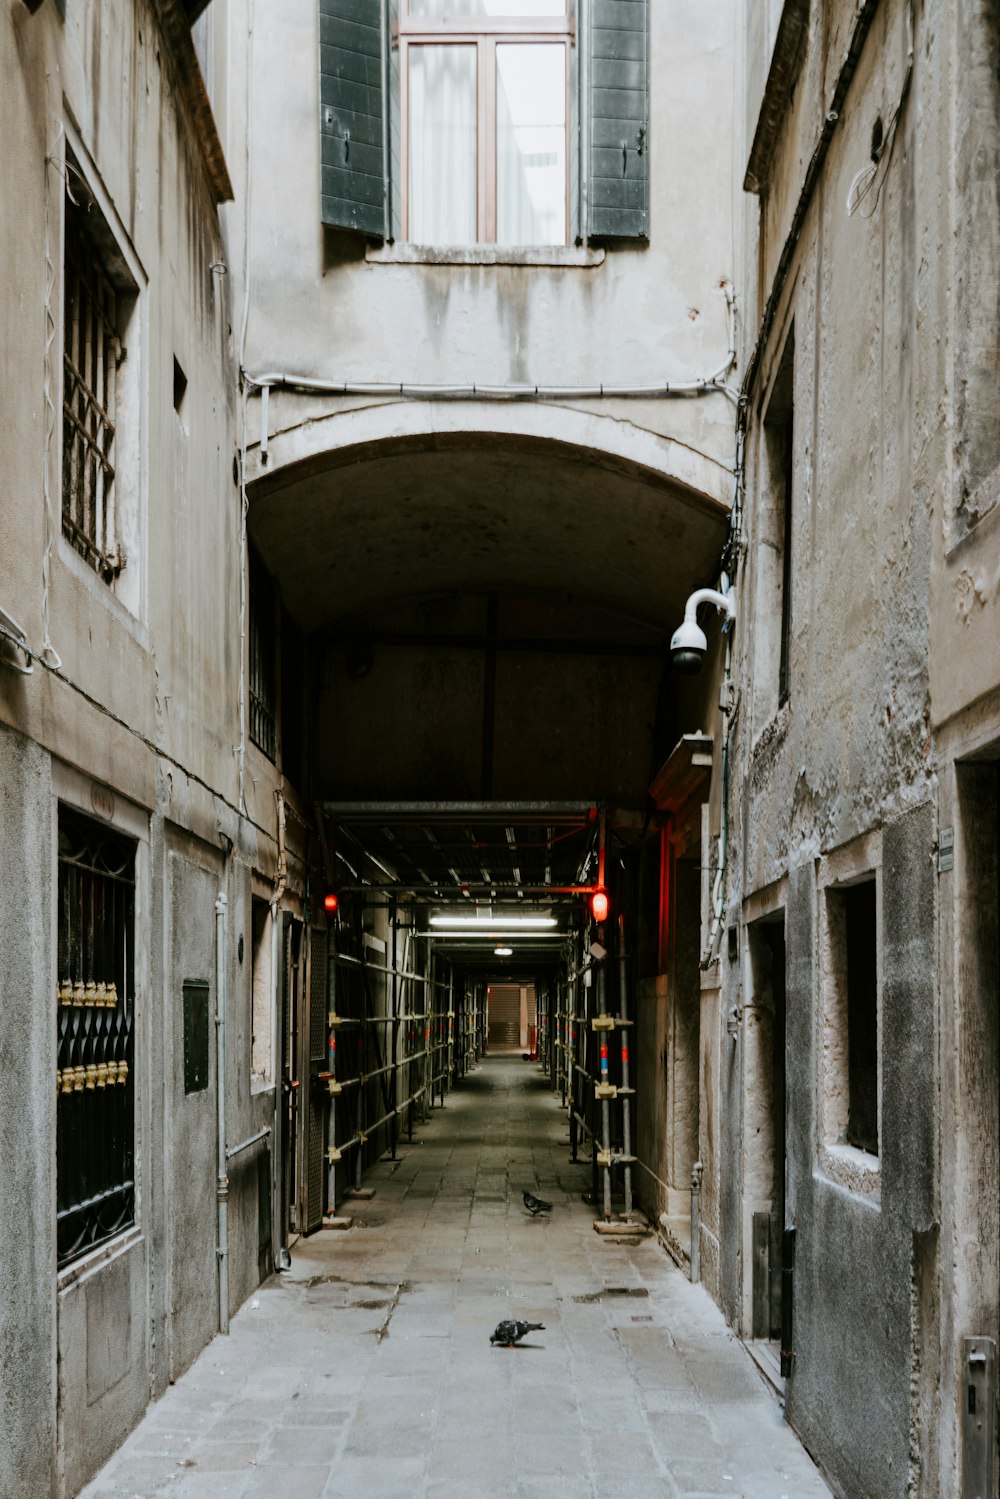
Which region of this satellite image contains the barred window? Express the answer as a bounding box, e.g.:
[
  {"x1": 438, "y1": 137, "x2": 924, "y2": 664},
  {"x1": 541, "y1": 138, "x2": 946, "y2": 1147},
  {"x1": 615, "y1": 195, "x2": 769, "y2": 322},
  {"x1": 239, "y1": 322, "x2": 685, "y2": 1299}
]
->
[
  {"x1": 249, "y1": 547, "x2": 277, "y2": 760},
  {"x1": 56, "y1": 807, "x2": 136, "y2": 1268},
  {"x1": 62, "y1": 186, "x2": 132, "y2": 582}
]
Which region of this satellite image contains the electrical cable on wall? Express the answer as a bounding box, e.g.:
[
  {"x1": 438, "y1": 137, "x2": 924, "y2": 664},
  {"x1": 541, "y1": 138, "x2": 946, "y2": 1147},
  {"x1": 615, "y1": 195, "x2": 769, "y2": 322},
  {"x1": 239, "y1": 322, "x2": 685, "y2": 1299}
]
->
[
  {"x1": 846, "y1": 1, "x2": 913, "y2": 219},
  {"x1": 242, "y1": 281, "x2": 740, "y2": 409}
]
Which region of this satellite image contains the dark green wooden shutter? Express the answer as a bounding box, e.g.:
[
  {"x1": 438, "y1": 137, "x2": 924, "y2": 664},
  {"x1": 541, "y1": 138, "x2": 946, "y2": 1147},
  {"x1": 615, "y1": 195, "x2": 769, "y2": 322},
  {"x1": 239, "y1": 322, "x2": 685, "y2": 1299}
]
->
[
  {"x1": 320, "y1": 0, "x2": 386, "y2": 236},
  {"x1": 588, "y1": 0, "x2": 648, "y2": 240}
]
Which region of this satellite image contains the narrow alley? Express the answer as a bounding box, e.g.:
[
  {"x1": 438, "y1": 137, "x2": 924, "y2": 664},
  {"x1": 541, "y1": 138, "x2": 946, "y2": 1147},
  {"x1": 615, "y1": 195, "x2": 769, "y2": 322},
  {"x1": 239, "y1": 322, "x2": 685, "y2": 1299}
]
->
[{"x1": 80, "y1": 1057, "x2": 831, "y2": 1499}]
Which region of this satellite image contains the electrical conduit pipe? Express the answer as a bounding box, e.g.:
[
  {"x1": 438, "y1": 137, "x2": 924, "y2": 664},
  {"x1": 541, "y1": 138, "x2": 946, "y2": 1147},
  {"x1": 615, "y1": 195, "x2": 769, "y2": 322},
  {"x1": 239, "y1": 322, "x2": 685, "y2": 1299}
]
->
[{"x1": 215, "y1": 893, "x2": 229, "y2": 1333}]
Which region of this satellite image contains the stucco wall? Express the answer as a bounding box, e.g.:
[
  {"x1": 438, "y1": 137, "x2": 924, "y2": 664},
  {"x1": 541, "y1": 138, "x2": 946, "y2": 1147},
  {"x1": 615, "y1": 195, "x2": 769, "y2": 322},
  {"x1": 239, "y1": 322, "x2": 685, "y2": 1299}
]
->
[
  {"x1": 235, "y1": 0, "x2": 739, "y2": 472},
  {"x1": 0, "y1": 728, "x2": 56, "y2": 1499},
  {"x1": 0, "y1": 3, "x2": 296, "y2": 1493},
  {"x1": 725, "y1": 0, "x2": 1000, "y2": 1493}
]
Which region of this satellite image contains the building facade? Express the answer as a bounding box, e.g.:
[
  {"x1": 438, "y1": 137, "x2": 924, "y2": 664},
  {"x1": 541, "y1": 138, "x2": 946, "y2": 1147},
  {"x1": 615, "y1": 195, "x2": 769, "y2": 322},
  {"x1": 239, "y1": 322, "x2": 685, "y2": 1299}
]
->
[
  {"x1": 717, "y1": 2, "x2": 1000, "y2": 1496},
  {"x1": 3, "y1": 1, "x2": 1000, "y2": 1497},
  {"x1": 0, "y1": 3, "x2": 307, "y2": 1494}
]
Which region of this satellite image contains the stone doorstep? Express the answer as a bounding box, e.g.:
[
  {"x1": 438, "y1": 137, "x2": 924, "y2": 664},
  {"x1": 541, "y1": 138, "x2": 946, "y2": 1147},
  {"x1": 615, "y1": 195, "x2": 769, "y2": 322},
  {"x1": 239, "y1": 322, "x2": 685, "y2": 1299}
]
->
[
  {"x1": 593, "y1": 1219, "x2": 649, "y2": 1237},
  {"x1": 321, "y1": 1216, "x2": 354, "y2": 1230}
]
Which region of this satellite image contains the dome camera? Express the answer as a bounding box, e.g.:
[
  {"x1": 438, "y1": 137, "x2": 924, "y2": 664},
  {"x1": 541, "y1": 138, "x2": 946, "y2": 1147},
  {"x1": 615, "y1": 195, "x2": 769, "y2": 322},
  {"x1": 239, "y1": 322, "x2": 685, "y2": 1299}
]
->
[
  {"x1": 669, "y1": 617, "x2": 708, "y2": 675},
  {"x1": 670, "y1": 579, "x2": 737, "y2": 675}
]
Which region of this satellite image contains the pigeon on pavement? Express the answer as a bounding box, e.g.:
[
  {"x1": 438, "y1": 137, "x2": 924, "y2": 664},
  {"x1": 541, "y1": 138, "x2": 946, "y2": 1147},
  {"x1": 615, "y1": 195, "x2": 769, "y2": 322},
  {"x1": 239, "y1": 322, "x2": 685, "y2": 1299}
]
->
[
  {"x1": 490, "y1": 1319, "x2": 545, "y2": 1347},
  {"x1": 523, "y1": 1190, "x2": 553, "y2": 1216}
]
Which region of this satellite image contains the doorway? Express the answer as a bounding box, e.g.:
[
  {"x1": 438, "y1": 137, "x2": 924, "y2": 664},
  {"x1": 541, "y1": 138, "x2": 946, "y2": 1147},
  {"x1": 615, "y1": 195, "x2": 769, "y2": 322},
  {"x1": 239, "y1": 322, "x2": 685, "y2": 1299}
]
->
[
  {"x1": 746, "y1": 915, "x2": 787, "y2": 1359},
  {"x1": 487, "y1": 983, "x2": 536, "y2": 1051},
  {"x1": 277, "y1": 917, "x2": 303, "y2": 1245}
]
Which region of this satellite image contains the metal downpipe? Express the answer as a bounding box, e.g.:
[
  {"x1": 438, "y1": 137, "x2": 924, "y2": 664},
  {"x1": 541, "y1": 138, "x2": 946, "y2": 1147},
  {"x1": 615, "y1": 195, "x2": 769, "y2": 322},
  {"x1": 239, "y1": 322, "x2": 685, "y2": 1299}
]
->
[{"x1": 215, "y1": 893, "x2": 229, "y2": 1334}]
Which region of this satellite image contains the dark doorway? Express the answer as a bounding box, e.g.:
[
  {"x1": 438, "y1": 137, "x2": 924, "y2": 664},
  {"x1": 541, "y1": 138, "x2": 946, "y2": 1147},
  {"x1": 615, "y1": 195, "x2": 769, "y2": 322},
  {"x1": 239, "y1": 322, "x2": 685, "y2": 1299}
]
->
[
  {"x1": 278, "y1": 917, "x2": 303, "y2": 1242},
  {"x1": 747, "y1": 915, "x2": 787, "y2": 1350}
]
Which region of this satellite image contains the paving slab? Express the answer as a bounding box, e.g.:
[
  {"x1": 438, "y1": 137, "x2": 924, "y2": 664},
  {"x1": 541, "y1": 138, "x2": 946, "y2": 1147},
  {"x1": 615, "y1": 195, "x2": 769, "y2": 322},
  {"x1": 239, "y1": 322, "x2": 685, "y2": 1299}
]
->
[{"x1": 79, "y1": 1057, "x2": 832, "y2": 1499}]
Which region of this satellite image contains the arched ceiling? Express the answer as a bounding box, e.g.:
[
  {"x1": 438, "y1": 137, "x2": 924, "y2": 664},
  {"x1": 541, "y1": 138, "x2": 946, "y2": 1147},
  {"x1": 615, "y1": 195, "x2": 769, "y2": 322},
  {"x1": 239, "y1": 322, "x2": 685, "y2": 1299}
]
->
[{"x1": 247, "y1": 416, "x2": 731, "y2": 634}]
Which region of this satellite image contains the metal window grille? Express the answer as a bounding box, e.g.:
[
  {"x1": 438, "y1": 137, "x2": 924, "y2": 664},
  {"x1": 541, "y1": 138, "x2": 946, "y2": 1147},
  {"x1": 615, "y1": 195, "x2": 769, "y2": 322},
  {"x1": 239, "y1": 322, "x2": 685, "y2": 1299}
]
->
[
  {"x1": 249, "y1": 549, "x2": 277, "y2": 760},
  {"x1": 62, "y1": 193, "x2": 125, "y2": 581},
  {"x1": 56, "y1": 807, "x2": 136, "y2": 1267}
]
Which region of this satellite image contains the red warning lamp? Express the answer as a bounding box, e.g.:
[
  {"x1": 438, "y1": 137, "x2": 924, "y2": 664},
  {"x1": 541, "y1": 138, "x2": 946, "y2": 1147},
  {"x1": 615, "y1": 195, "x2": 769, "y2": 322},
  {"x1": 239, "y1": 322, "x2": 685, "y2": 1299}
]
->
[
  {"x1": 323, "y1": 892, "x2": 339, "y2": 916},
  {"x1": 590, "y1": 888, "x2": 609, "y2": 923}
]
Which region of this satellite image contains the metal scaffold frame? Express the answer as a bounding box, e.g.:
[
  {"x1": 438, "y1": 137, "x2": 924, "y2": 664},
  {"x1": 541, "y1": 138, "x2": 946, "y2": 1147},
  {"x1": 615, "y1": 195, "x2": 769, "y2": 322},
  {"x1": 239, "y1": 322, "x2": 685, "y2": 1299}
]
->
[
  {"x1": 320, "y1": 900, "x2": 491, "y2": 1215},
  {"x1": 541, "y1": 813, "x2": 637, "y2": 1225}
]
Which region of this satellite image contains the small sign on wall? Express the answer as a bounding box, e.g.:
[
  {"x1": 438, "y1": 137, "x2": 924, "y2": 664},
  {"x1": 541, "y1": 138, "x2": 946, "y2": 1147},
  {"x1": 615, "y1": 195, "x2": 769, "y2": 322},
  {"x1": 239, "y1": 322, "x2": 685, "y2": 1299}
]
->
[
  {"x1": 183, "y1": 980, "x2": 210, "y2": 1094},
  {"x1": 90, "y1": 781, "x2": 116, "y2": 821}
]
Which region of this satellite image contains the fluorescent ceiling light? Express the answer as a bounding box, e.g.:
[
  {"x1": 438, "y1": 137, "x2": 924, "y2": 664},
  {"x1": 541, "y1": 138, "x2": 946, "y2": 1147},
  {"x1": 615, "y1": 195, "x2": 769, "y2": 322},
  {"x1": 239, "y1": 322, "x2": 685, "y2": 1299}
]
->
[
  {"x1": 494, "y1": 947, "x2": 513, "y2": 956},
  {"x1": 429, "y1": 914, "x2": 557, "y2": 929}
]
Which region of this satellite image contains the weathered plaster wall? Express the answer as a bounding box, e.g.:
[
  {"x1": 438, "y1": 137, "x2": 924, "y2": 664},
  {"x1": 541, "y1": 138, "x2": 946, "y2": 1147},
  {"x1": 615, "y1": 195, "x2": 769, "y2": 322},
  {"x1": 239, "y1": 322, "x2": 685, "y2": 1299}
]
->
[
  {"x1": 0, "y1": 3, "x2": 297, "y2": 1493},
  {"x1": 234, "y1": 0, "x2": 739, "y2": 470},
  {"x1": 725, "y1": 0, "x2": 990, "y2": 1492},
  {"x1": 0, "y1": 728, "x2": 55, "y2": 1499}
]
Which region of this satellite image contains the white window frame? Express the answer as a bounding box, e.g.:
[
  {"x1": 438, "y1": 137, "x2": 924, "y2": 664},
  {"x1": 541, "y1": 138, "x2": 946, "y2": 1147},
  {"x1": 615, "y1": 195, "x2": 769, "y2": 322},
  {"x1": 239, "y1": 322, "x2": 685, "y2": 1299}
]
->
[{"x1": 397, "y1": 3, "x2": 573, "y2": 245}]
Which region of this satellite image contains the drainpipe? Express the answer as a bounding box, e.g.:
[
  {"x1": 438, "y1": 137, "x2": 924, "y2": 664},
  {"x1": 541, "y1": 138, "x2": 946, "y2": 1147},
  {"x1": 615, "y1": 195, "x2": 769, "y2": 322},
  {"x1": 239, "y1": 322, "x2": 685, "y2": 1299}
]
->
[
  {"x1": 690, "y1": 1160, "x2": 703, "y2": 1284},
  {"x1": 270, "y1": 791, "x2": 287, "y2": 1220},
  {"x1": 215, "y1": 892, "x2": 230, "y2": 1333},
  {"x1": 390, "y1": 901, "x2": 399, "y2": 1160}
]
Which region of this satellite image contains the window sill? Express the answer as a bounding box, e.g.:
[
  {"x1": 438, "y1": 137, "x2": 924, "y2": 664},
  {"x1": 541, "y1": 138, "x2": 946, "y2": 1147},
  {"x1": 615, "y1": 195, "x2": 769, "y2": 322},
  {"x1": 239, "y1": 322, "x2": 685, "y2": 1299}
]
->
[
  {"x1": 57, "y1": 1225, "x2": 144, "y2": 1293},
  {"x1": 58, "y1": 535, "x2": 148, "y2": 652},
  {"x1": 365, "y1": 244, "x2": 605, "y2": 268},
  {"x1": 818, "y1": 1143, "x2": 881, "y2": 1207}
]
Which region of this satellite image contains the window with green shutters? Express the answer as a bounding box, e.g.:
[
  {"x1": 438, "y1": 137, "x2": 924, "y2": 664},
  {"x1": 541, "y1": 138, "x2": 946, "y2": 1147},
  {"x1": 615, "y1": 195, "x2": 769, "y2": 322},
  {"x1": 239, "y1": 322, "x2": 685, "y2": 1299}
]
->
[{"x1": 319, "y1": 0, "x2": 648, "y2": 245}]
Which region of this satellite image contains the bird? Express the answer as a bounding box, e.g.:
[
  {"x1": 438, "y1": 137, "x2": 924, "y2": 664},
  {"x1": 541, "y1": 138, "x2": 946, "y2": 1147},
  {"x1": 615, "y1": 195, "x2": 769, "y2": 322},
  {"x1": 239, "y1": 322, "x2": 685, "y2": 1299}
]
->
[
  {"x1": 523, "y1": 1190, "x2": 553, "y2": 1216},
  {"x1": 490, "y1": 1319, "x2": 545, "y2": 1347}
]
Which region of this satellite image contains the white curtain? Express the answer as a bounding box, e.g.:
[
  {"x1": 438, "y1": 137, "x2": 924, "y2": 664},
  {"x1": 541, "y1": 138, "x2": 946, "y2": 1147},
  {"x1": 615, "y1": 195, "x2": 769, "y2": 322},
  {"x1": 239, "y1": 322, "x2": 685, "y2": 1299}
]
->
[
  {"x1": 409, "y1": 45, "x2": 477, "y2": 244},
  {"x1": 496, "y1": 43, "x2": 566, "y2": 246}
]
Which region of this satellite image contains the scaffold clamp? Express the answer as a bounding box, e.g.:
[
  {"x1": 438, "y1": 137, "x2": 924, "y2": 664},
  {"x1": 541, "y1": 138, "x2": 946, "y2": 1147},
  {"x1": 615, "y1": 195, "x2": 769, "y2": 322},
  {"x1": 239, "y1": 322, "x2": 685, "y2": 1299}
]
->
[
  {"x1": 326, "y1": 1146, "x2": 342, "y2": 1163},
  {"x1": 594, "y1": 1082, "x2": 618, "y2": 1100},
  {"x1": 592, "y1": 1014, "x2": 615, "y2": 1032},
  {"x1": 596, "y1": 1149, "x2": 613, "y2": 1167},
  {"x1": 328, "y1": 1012, "x2": 345, "y2": 1028}
]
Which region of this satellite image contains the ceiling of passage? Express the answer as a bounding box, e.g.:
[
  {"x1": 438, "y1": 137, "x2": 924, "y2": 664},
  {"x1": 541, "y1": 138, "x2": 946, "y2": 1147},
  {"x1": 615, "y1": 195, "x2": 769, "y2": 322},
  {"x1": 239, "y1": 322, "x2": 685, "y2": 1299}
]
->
[
  {"x1": 322, "y1": 801, "x2": 598, "y2": 902},
  {"x1": 323, "y1": 801, "x2": 598, "y2": 973},
  {"x1": 248, "y1": 432, "x2": 729, "y2": 634}
]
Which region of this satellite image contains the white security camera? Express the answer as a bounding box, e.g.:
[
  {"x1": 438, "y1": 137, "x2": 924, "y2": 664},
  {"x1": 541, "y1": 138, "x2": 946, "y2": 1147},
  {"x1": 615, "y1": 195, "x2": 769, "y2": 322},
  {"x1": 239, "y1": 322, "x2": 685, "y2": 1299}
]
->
[
  {"x1": 670, "y1": 578, "x2": 736, "y2": 675},
  {"x1": 669, "y1": 616, "x2": 709, "y2": 675}
]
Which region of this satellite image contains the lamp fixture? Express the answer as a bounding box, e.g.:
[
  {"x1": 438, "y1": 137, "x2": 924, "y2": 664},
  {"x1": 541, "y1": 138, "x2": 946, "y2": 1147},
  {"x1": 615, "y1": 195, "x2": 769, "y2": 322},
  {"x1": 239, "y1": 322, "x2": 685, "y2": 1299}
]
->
[{"x1": 428, "y1": 914, "x2": 557, "y2": 929}]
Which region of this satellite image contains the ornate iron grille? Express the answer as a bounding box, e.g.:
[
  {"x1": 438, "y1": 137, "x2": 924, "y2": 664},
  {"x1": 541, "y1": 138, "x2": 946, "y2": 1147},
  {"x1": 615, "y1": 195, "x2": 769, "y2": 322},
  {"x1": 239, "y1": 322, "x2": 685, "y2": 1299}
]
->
[
  {"x1": 62, "y1": 193, "x2": 125, "y2": 581},
  {"x1": 56, "y1": 807, "x2": 136, "y2": 1267},
  {"x1": 249, "y1": 548, "x2": 277, "y2": 760}
]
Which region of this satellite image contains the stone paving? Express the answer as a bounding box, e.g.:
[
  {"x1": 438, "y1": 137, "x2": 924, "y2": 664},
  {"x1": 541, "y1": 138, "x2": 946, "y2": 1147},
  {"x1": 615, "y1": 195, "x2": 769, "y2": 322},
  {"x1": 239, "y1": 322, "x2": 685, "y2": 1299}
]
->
[{"x1": 80, "y1": 1056, "x2": 832, "y2": 1499}]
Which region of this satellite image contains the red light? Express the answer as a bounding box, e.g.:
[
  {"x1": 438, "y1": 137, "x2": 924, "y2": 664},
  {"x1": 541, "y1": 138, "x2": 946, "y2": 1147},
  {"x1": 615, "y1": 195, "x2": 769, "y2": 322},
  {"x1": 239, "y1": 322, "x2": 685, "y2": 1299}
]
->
[
  {"x1": 323, "y1": 893, "x2": 339, "y2": 915},
  {"x1": 590, "y1": 888, "x2": 609, "y2": 923}
]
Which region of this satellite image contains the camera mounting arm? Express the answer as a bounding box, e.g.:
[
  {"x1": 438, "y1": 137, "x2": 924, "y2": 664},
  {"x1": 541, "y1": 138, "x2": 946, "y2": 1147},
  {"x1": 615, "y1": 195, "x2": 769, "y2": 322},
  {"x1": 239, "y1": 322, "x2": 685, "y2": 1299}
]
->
[{"x1": 669, "y1": 577, "x2": 736, "y2": 675}]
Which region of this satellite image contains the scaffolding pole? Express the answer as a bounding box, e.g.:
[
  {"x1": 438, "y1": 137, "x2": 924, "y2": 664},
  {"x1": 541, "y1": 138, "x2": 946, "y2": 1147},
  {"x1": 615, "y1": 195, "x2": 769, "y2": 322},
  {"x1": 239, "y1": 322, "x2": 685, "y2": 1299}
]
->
[{"x1": 323, "y1": 901, "x2": 456, "y2": 1211}]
